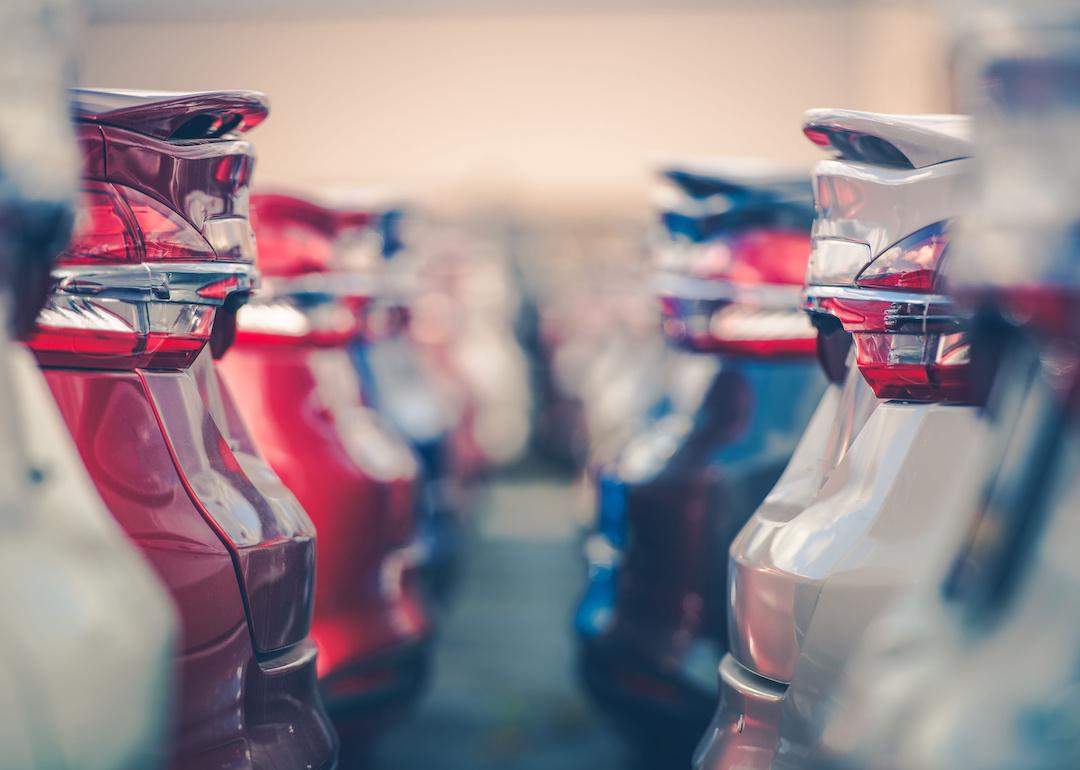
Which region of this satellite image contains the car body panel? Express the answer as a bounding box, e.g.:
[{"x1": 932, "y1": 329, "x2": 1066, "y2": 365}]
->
[
  {"x1": 217, "y1": 341, "x2": 432, "y2": 740},
  {"x1": 699, "y1": 402, "x2": 983, "y2": 768},
  {"x1": 43, "y1": 359, "x2": 337, "y2": 770},
  {"x1": 142, "y1": 354, "x2": 317, "y2": 654}
]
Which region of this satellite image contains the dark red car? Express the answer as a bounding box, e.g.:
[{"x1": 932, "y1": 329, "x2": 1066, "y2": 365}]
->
[
  {"x1": 30, "y1": 89, "x2": 337, "y2": 770},
  {"x1": 215, "y1": 191, "x2": 433, "y2": 754}
]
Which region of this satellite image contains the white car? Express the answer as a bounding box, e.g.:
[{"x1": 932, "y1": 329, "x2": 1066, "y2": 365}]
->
[
  {"x1": 694, "y1": 110, "x2": 984, "y2": 769},
  {"x1": 0, "y1": 2, "x2": 176, "y2": 769},
  {"x1": 819, "y1": 10, "x2": 1080, "y2": 770}
]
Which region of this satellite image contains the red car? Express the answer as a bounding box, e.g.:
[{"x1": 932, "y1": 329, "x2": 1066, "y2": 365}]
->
[
  {"x1": 215, "y1": 191, "x2": 433, "y2": 753},
  {"x1": 31, "y1": 89, "x2": 337, "y2": 770}
]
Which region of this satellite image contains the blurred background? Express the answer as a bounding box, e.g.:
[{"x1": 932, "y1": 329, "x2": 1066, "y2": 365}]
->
[
  {"x1": 79, "y1": 1, "x2": 951, "y2": 217},
  {"x1": 73, "y1": 3, "x2": 952, "y2": 768}
]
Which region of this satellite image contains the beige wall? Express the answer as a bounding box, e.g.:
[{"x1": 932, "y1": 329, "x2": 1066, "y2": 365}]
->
[{"x1": 80, "y1": 5, "x2": 950, "y2": 216}]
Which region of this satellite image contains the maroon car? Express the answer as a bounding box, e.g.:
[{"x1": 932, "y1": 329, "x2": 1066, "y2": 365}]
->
[{"x1": 27, "y1": 89, "x2": 337, "y2": 769}]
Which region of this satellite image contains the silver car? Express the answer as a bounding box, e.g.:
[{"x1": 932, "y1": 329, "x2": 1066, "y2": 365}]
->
[
  {"x1": 819, "y1": 9, "x2": 1080, "y2": 770},
  {"x1": 694, "y1": 110, "x2": 984, "y2": 769}
]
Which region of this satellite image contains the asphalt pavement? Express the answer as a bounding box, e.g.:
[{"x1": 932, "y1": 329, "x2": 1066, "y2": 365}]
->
[{"x1": 372, "y1": 466, "x2": 630, "y2": 770}]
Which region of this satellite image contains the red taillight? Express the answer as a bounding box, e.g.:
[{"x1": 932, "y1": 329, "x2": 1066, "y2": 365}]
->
[
  {"x1": 807, "y1": 221, "x2": 972, "y2": 402},
  {"x1": 29, "y1": 182, "x2": 256, "y2": 369},
  {"x1": 63, "y1": 183, "x2": 140, "y2": 264},
  {"x1": 58, "y1": 181, "x2": 214, "y2": 266},
  {"x1": 856, "y1": 222, "x2": 950, "y2": 292},
  {"x1": 234, "y1": 296, "x2": 364, "y2": 348},
  {"x1": 657, "y1": 229, "x2": 817, "y2": 357}
]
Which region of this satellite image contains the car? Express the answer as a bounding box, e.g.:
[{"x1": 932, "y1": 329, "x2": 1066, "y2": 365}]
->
[
  {"x1": 339, "y1": 198, "x2": 469, "y2": 601},
  {"x1": 407, "y1": 227, "x2": 533, "y2": 476},
  {"x1": 575, "y1": 161, "x2": 825, "y2": 762},
  {"x1": 818, "y1": 16, "x2": 1080, "y2": 770},
  {"x1": 0, "y1": 19, "x2": 177, "y2": 770},
  {"x1": 29, "y1": 89, "x2": 337, "y2": 770},
  {"x1": 694, "y1": 111, "x2": 981, "y2": 769},
  {"x1": 215, "y1": 191, "x2": 433, "y2": 755}
]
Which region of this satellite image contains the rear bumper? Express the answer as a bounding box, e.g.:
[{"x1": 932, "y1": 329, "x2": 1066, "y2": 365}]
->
[
  {"x1": 579, "y1": 633, "x2": 719, "y2": 740},
  {"x1": 320, "y1": 639, "x2": 432, "y2": 739},
  {"x1": 693, "y1": 654, "x2": 784, "y2": 770},
  {"x1": 245, "y1": 640, "x2": 339, "y2": 770}
]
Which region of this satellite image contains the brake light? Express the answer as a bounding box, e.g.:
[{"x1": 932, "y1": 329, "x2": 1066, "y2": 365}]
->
[
  {"x1": 58, "y1": 181, "x2": 213, "y2": 265},
  {"x1": 64, "y1": 184, "x2": 139, "y2": 263},
  {"x1": 856, "y1": 221, "x2": 950, "y2": 291},
  {"x1": 29, "y1": 181, "x2": 256, "y2": 369},
  {"x1": 234, "y1": 296, "x2": 365, "y2": 348},
  {"x1": 807, "y1": 222, "x2": 972, "y2": 402}
]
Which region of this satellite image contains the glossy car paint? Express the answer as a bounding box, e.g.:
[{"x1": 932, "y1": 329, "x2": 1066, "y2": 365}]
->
[
  {"x1": 35, "y1": 90, "x2": 336, "y2": 770},
  {"x1": 576, "y1": 166, "x2": 825, "y2": 761},
  {"x1": 819, "y1": 20, "x2": 1080, "y2": 769},
  {"x1": 695, "y1": 112, "x2": 981, "y2": 769},
  {"x1": 0, "y1": 17, "x2": 176, "y2": 769},
  {"x1": 217, "y1": 192, "x2": 433, "y2": 749}
]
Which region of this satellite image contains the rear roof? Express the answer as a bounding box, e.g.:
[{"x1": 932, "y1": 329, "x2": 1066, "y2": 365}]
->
[
  {"x1": 802, "y1": 109, "x2": 972, "y2": 169},
  {"x1": 71, "y1": 88, "x2": 269, "y2": 140}
]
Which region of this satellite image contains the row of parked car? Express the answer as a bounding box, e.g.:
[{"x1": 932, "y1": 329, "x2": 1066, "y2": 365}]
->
[
  {"x1": 0, "y1": 47, "x2": 540, "y2": 764},
  {"x1": 568, "y1": 7, "x2": 1080, "y2": 770}
]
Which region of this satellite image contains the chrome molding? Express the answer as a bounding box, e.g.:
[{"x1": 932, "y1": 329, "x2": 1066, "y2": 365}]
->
[
  {"x1": 654, "y1": 271, "x2": 803, "y2": 309},
  {"x1": 51, "y1": 261, "x2": 260, "y2": 306}
]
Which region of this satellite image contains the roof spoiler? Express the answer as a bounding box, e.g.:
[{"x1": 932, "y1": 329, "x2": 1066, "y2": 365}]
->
[
  {"x1": 802, "y1": 109, "x2": 972, "y2": 169},
  {"x1": 660, "y1": 159, "x2": 811, "y2": 204},
  {"x1": 656, "y1": 159, "x2": 813, "y2": 241},
  {"x1": 71, "y1": 88, "x2": 269, "y2": 141}
]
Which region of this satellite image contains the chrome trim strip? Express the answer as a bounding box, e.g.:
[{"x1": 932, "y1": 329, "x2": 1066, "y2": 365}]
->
[
  {"x1": 654, "y1": 272, "x2": 803, "y2": 308},
  {"x1": 259, "y1": 271, "x2": 381, "y2": 301},
  {"x1": 718, "y1": 654, "x2": 787, "y2": 703},
  {"x1": 52, "y1": 261, "x2": 259, "y2": 306},
  {"x1": 802, "y1": 284, "x2": 952, "y2": 306}
]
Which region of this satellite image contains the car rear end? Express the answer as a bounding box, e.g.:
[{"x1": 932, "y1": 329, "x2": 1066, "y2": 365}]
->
[
  {"x1": 819, "y1": 18, "x2": 1080, "y2": 769},
  {"x1": 696, "y1": 111, "x2": 985, "y2": 769},
  {"x1": 32, "y1": 89, "x2": 336, "y2": 770},
  {"x1": 215, "y1": 191, "x2": 433, "y2": 752},
  {"x1": 575, "y1": 162, "x2": 825, "y2": 762}
]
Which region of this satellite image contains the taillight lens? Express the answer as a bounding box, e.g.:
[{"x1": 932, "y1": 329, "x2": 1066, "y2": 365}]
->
[
  {"x1": 234, "y1": 296, "x2": 362, "y2": 347},
  {"x1": 856, "y1": 221, "x2": 950, "y2": 291},
  {"x1": 58, "y1": 181, "x2": 213, "y2": 265},
  {"x1": 29, "y1": 182, "x2": 254, "y2": 369},
  {"x1": 807, "y1": 221, "x2": 972, "y2": 402}
]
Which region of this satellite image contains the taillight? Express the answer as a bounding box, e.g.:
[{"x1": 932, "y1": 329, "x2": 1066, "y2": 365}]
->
[
  {"x1": 59, "y1": 181, "x2": 214, "y2": 265},
  {"x1": 806, "y1": 221, "x2": 972, "y2": 402},
  {"x1": 234, "y1": 293, "x2": 366, "y2": 348},
  {"x1": 28, "y1": 181, "x2": 257, "y2": 369},
  {"x1": 657, "y1": 229, "x2": 817, "y2": 357}
]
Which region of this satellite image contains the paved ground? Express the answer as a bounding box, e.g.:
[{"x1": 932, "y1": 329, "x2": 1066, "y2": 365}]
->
[{"x1": 371, "y1": 467, "x2": 632, "y2": 770}]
